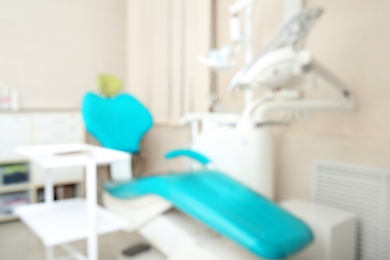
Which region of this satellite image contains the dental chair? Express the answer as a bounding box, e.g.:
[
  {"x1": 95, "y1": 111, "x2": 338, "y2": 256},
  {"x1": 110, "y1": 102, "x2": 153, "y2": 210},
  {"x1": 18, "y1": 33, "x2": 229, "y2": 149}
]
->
[
  {"x1": 82, "y1": 92, "x2": 314, "y2": 260},
  {"x1": 82, "y1": 92, "x2": 172, "y2": 231}
]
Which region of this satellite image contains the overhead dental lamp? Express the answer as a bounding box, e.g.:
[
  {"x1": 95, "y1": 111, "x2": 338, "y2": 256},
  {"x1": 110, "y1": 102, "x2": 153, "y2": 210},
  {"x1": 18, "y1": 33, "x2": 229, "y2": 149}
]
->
[
  {"x1": 231, "y1": 7, "x2": 353, "y2": 136},
  {"x1": 189, "y1": 4, "x2": 354, "y2": 200},
  {"x1": 228, "y1": 7, "x2": 324, "y2": 92}
]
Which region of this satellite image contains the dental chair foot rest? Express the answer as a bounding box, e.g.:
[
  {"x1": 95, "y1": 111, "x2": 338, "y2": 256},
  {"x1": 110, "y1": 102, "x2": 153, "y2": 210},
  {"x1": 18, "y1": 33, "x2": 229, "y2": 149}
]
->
[
  {"x1": 122, "y1": 243, "x2": 151, "y2": 257},
  {"x1": 105, "y1": 170, "x2": 314, "y2": 260}
]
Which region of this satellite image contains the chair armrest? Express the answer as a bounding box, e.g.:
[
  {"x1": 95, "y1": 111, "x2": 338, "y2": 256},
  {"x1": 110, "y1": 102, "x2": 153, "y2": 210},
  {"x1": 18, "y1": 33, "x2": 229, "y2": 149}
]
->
[{"x1": 165, "y1": 149, "x2": 212, "y2": 166}]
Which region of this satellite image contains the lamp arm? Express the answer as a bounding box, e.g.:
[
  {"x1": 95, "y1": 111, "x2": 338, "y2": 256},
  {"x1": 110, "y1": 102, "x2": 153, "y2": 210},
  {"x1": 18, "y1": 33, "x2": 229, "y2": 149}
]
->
[{"x1": 311, "y1": 59, "x2": 351, "y2": 98}]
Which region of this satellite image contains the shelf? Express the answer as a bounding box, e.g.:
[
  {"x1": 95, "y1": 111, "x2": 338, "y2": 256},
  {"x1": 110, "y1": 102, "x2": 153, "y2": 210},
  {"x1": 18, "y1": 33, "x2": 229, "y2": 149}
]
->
[
  {"x1": 0, "y1": 108, "x2": 81, "y2": 114},
  {"x1": 0, "y1": 214, "x2": 18, "y2": 222},
  {"x1": 32, "y1": 180, "x2": 82, "y2": 189},
  {"x1": 0, "y1": 158, "x2": 28, "y2": 164},
  {"x1": 0, "y1": 183, "x2": 30, "y2": 194},
  {"x1": 15, "y1": 198, "x2": 128, "y2": 247}
]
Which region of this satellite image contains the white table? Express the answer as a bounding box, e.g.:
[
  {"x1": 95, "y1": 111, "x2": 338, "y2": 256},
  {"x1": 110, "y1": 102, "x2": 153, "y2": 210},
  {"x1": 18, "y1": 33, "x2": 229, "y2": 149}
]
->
[{"x1": 14, "y1": 144, "x2": 130, "y2": 260}]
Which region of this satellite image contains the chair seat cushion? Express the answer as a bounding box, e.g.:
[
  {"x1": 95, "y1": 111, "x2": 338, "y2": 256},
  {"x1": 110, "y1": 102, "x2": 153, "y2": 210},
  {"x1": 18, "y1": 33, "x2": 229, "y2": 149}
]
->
[{"x1": 105, "y1": 170, "x2": 313, "y2": 259}]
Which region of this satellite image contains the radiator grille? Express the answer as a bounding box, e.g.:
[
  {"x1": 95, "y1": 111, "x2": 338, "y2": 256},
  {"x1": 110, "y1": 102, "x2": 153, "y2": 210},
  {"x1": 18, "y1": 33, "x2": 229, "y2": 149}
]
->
[{"x1": 313, "y1": 161, "x2": 390, "y2": 260}]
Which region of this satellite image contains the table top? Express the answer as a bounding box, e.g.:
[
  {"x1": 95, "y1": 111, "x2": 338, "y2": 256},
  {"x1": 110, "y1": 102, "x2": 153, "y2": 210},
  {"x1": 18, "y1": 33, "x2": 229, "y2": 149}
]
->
[
  {"x1": 14, "y1": 198, "x2": 128, "y2": 246},
  {"x1": 15, "y1": 143, "x2": 130, "y2": 169}
]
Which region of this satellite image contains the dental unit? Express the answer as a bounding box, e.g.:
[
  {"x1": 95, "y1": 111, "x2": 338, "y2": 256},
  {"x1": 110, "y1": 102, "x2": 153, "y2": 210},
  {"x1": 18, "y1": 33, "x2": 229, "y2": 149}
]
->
[
  {"x1": 81, "y1": 3, "x2": 357, "y2": 260},
  {"x1": 188, "y1": 5, "x2": 353, "y2": 199},
  {"x1": 198, "y1": 0, "x2": 258, "y2": 73},
  {"x1": 83, "y1": 90, "x2": 315, "y2": 260}
]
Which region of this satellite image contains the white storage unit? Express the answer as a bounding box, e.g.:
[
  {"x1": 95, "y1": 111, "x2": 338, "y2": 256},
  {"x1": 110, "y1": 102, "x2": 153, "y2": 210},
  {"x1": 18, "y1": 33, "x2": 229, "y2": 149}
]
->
[
  {"x1": 0, "y1": 110, "x2": 86, "y2": 222},
  {"x1": 14, "y1": 144, "x2": 130, "y2": 260},
  {"x1": 32, "y1": 113, "x2": 84, "y2": 144},
  {"x1": 0, "y1": 114, "x2": 32, "y2": 159},
  {"x1": 313, "y1": 161, "x2": 390, "y2": 260},
  {"x1": 30, "y1": 113, "x2": 85, "y2": 188},
  {"x1": 281, "y1": 199, "x2": 357, "y2": 260}
]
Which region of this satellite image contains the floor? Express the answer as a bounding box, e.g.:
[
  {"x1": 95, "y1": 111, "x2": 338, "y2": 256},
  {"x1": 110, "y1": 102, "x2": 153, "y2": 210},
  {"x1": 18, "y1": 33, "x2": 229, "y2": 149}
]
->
[{"x1": 0, "y1": 220, "x2": 153, "y2": 260}]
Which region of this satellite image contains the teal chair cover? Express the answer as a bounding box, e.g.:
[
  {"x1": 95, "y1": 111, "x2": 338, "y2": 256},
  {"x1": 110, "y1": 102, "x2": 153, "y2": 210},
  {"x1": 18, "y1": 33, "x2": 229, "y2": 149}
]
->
[
  {"x1": 105, "y1": 169, "x2": 314, "y2": 260},
  {"x1": 82, "y1": 92, "x2": 153, "y2": 153}
]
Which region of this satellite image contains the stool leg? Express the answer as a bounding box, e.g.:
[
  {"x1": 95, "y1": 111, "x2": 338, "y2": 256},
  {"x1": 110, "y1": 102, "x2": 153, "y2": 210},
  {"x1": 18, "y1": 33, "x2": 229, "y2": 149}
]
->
[{"x1": 46, "y1": 246, "x2": 54, "y2": 260}]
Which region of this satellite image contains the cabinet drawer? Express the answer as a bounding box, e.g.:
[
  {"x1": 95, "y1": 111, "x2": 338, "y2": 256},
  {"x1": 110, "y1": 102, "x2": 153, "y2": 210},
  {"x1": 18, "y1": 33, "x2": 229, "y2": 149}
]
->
[
  {"x1": 0, "y1": 115, "x2": 30, "y2": 127},
  {"x1": 0, "y1": 115, "x2": 31, "y2": 143},
  {"x1": 0, "y1": 191, "x2": 30, "y2": 215},
  {"x1": 33, "y1": 113, "x2": 82, "y2": 127},
  {"x1": 34, "y1": 126, "x2": 84, "y2": 144},
  {"x1": 34, "y1": 137, "x2": 83, "y2": 145},
  {"x1": 0, "y1": 127, "x2": 31, "y2": 143},
  {"x1": 32, "y1": 112, "x2": 85, "y2": 144},
  {"x1": 0, "y1": 146, "x2": 26, "y2": 161}
]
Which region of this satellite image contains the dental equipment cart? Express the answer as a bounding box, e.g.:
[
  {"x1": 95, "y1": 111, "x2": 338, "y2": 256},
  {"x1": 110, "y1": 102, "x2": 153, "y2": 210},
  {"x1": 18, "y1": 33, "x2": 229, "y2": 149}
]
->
[{"x1": 14, "y1": 143, "x2": 129, "y2": 260}]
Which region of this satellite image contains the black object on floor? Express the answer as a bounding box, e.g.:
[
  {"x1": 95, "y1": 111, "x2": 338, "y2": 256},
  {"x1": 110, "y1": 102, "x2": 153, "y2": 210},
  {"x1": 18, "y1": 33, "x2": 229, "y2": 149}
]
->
[{"x1": 122, "y1": 243, "x2": 151, "y2": 257}]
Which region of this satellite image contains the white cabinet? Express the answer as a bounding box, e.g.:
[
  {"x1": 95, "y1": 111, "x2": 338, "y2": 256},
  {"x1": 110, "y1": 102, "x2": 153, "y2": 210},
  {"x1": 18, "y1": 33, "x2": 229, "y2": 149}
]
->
[
  {"x1": 0, "y1": 114, "x2": 32, "y2": 159},
  {"x1": 30, "y1": 113, "x2": 85, "y2": 187},
  {"x1": 32, "y1": 113, "x2": 84, "y2": 144},
  {"x1": 281, "y1": 199, "x2": 357, "y2": 260},
  {"x1": 0, "y1": 111, "x2": 86, "y2": 221}
]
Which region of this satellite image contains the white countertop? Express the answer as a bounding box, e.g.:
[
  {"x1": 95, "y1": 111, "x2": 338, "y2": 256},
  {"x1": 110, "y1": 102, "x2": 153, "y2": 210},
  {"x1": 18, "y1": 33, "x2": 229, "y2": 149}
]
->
[{"x1": 15, "y1": 143, "x2": 130, "y2": 169}]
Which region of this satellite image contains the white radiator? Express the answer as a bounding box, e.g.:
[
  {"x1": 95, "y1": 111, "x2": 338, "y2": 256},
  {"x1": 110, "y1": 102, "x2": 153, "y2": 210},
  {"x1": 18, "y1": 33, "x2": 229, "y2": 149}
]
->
[{"x1": 313, "y1": 161, "x2": 390, "y2": 260}]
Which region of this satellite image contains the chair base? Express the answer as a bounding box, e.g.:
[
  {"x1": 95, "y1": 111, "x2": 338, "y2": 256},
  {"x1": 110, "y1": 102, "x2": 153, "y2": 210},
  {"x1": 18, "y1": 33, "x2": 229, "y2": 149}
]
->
[
  {"x1": 102, "y1": 192, "x2": 172, "y2": 232},
  {"x1": 103, "y1": 186, "x2": 357, "y2": 260}
]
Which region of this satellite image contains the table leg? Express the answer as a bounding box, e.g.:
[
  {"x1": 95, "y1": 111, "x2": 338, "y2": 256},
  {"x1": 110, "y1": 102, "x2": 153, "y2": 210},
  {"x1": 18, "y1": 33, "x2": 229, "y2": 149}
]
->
[
  {"x1": 45, "y1": 170, "x2": 54, "y2": 205},
  {"x1": 46, "y1": 246, "x2": 54, "y2": 260},
  {"x1": 110, "y1": 156, "x2": 132, "y2": 181},
  {"x1": 85, "y1": 158, "x2": 98, "y2": 260}
]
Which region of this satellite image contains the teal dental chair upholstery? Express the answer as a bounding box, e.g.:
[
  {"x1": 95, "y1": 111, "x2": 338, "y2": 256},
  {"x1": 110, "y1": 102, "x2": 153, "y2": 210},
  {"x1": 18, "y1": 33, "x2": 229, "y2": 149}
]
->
[
  {"x1": 81, "y1": 92, "x2": 313, "y2": 259},
  {"x1": 82, "y1": 92, "x2": 153, "y2": 153},
  {"x1": 105, "y1": 152, "x2": 313, "y2": 260}
]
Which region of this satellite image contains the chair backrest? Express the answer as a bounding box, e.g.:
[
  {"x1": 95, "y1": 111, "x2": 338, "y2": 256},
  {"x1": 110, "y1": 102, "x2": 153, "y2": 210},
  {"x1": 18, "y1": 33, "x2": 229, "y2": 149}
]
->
[{"x1": 82, "y1": 92, "x2": 153, "y2": 153}]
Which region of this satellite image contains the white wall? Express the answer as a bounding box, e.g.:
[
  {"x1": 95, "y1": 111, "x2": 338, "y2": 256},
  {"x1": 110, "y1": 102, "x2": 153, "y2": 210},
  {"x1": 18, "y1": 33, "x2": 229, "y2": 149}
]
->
[
  {"x1": 0, "y1": 0, "x2": 126, "y2": 109},
  {"x1": 126, "y1": 0, "x2": 212, "y2": 123}
]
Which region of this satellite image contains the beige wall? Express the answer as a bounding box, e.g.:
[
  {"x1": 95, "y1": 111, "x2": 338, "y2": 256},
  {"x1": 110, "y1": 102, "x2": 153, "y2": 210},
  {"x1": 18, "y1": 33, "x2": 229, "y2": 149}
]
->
[
  {"x1": 4, "y1": 0, "x2": 389, "y2": 202},
  {"x1": 0, "y1": 0, "x2": 193, "y2": 175},
  {"x1": 214, "y1": 0, "x2": 284, "y2": 111},
  {"x1": 125, "y1": 0, "x2": 212, "y2": 173},
  {"x1": 215, "y1": 0, "x2": 390, "y2": 201},
  {"x1": 141, "y1": 125, "x2": 191, "y2": 174},
  {"x1": 126, "y1": 0, "x2": 212, "y2": 123},
  {"x1": 0, "y1": 0, "x2": 126, "y2": 109}
]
